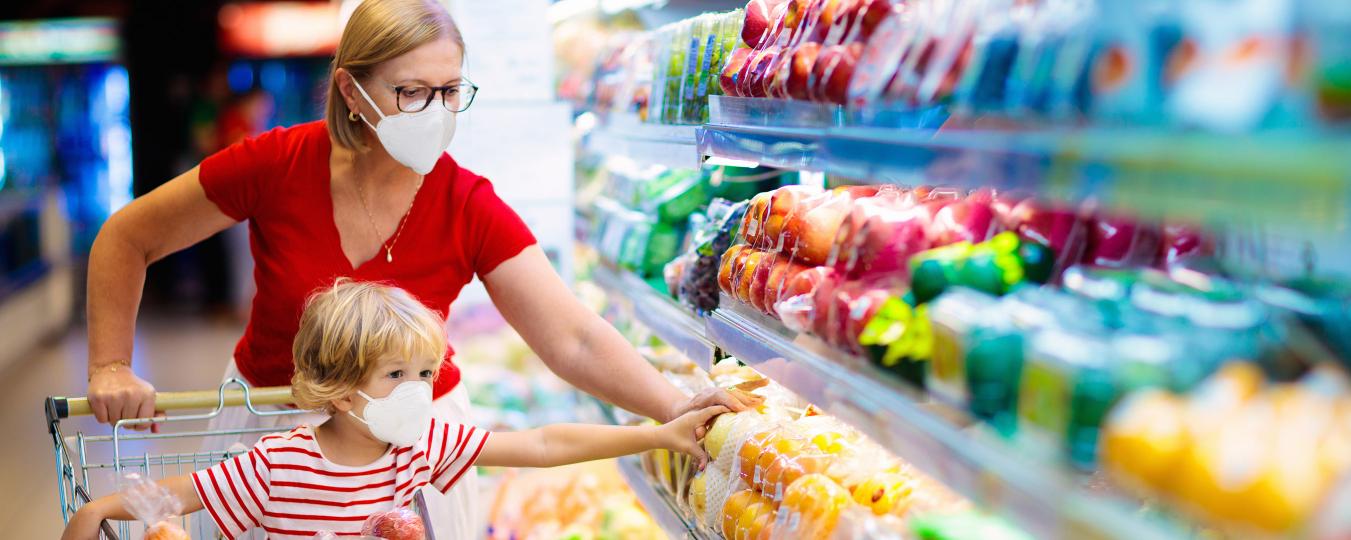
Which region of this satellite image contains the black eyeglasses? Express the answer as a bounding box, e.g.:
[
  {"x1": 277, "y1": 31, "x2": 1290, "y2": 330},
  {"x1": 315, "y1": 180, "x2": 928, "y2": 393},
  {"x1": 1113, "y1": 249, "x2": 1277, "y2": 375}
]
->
[{"x1": 387, "y1": 79, "x2": 479, "y2": 113}]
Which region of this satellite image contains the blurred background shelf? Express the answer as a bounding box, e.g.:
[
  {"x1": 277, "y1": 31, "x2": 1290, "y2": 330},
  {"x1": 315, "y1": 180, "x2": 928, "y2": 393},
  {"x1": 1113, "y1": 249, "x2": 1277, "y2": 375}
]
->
[
  {"x1": 589, "y1": 261, "x2": 1189, "y2": 540},
  {"x1": 616, "y1": 456, "x2": 710, "y2": 540}
]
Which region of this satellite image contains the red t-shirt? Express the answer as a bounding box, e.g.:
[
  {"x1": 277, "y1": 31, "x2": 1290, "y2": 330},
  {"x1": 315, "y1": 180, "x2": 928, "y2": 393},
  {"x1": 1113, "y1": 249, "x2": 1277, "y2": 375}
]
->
[{"x1": 199, "y1": 120, "x2": 536, "y2": 398}]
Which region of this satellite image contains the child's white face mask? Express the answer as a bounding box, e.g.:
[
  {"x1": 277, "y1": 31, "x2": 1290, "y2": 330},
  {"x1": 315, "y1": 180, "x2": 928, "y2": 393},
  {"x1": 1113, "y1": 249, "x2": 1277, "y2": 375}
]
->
[{"x1": 349, "y1": 381, "x2": 433, "y2": 446}]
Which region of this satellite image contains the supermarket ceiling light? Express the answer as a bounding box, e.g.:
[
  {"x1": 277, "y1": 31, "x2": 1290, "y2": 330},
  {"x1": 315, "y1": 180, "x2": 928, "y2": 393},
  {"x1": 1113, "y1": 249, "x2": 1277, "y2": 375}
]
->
[
  {"x1": 219, "y1": 2, "x2": 341, "y2": 57},
  {"x1": 705, "y1": 156, "x2": 761, "y2": 168}
]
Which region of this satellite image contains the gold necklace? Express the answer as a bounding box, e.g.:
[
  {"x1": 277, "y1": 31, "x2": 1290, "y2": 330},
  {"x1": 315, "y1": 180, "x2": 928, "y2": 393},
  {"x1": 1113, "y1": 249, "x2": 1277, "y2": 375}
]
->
[{"x1": 354, "y1": 174, "x2": 424, "y2": 263}]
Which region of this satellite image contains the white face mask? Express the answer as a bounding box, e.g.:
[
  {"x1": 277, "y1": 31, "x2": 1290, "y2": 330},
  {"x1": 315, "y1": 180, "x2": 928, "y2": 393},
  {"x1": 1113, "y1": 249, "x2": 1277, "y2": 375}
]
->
[
  {"x1": 349, "y1": 381, "x2": 433, "y2": 447},
  {"x1": 352, "y1": 78, "x2": 456, "y2": 175}
]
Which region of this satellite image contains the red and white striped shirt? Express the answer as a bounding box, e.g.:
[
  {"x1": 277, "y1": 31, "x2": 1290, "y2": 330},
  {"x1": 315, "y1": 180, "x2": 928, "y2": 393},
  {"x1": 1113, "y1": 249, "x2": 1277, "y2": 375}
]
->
[{"x1": 191, "y1": 419, "x2": 489, "y2": 538}]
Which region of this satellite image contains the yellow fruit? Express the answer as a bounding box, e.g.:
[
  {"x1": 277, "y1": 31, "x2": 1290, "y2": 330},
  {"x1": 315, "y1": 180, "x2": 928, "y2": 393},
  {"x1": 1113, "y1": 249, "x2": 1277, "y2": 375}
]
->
[
  {"x1": 810, "y1": 431, "x2": 848, "y2": 454},
  {"x1": 736, "y1": 500, "x2": 771, "y2": 540},
  {"x1": 705, "y1": 413, "x2": 738, "y2": 460},
  {"x1": 739, "y1": 431, "x2": 777, "y2": 485},
  {"x1": 689, "y1": 472, "x2": 708, "y2": 518},
  {"x1": 1100, "y1": 390, "x2": 1187, "y2": 493},
  {"x1": 851, "y1": 472, "x2": 915, "y2": 516},
  {"x1": 652, "y1": 449, "x2": 673, "y2": 492},
  {"x1": 722, "y1": 490, "x2": 757, "y2": 539}
]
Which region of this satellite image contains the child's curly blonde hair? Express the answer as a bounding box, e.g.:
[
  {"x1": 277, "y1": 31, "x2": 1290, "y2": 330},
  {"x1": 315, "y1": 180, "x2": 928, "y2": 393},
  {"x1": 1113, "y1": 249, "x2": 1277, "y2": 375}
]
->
[{"x1": 291, "y1": 278, "x2": 446, "y2": 412}]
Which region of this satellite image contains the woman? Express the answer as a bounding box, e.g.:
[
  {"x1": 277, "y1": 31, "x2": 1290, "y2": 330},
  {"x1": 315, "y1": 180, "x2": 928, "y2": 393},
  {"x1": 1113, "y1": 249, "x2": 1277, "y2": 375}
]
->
[{"x1": 85, "y1": 0, "x2": 743, "y2": 536}]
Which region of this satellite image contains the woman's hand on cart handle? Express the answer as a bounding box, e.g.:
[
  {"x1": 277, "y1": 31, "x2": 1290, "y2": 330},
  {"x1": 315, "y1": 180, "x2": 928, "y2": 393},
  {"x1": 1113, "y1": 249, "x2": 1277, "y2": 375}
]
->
[{"x1": 87, "y1": 364, "x2": 157, "y2": 430}]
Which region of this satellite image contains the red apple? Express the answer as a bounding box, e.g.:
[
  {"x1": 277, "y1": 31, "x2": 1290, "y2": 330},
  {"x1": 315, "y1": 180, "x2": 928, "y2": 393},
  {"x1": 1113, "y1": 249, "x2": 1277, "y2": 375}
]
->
[
  {"x1": 744, "y1": 48, "x2": 783, "y2": 97},
  {"x1": 842, "y1": 285, "x2": 892, "y2": 352},
  {"x1": 766, "y1": 261, "x2": 811, "y2": 315},
  {"x1": 782, "y1": 191, "x2": 856, "y2": 266},
  {"x1": 765, "y1": 49, "x2": 794, "y2": 98},
  {"x1": 831, "y1": 195, "x2": 926, "y2": 279},
  {"x1": 776, "y1": 266, "x2": 836, "y2": 328},
  {"x1": 743, "y1": 0, "x2": 789, "y2": 48},
  {"x1": 786, "y1": 42, "x2": 822, "y2": 100},
  {"x1": 809, "y1": 269, "x2": 845, "y2": 338},
  {"x1": 720, "y1": 47, "x2": 754, "y2": 97},
  {"x1": 821, "y1": 43, "x2": 862, "y2": 104},
  {"x1": 749, "y1": 253, "x2": 781, "y2": 313},
  {"x1": 928, "y1": 200, "x2": 1000, "y2": 246},
  {"x1": 991, "y1": 191, "x2": 1030, "y2": 229},
  {"x1": 363, "y1": 510, "x2": 426, "y2": 540},
  {"x1": 766, "y1": 186, "x2": 822, "y2": 247},
  {"x1": 1158, "y1": 223, "x2": 1215, "y2": 267},
  {"x1": 1083, "y1": 214, "x2": 1162, "y2": 268},
  {"x1": 851, "y1": 0, "x2": 894, "y2": 43},
  {"x1": 1010, "y1": 199, "x2": 1089, "y2": 276}
]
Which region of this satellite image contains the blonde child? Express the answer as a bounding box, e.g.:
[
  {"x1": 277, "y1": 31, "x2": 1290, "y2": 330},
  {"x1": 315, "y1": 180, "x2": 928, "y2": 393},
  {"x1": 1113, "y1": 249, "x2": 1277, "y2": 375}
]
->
[{"x1": 63, "y1": 280, "x2": 723, "y2": 539}]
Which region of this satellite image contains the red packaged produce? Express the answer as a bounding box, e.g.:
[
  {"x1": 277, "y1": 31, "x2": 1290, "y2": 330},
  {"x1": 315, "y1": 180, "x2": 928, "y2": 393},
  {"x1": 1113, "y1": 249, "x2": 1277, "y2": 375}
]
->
[
  {"x1": 749, "y1": 253, "x2": 782, "y2": 313},
  {"x1": 928, "y1": 199, "x2": 1001, "y2": 246},
  {"x1": 765, "y1": 260, "x2": 812, "y2": 315},
  {"x1": 822, "y1": 43, "x2": 863, "y2": 104},
  {"x1": 719, "y1": 245, "x2": 750, "y2": 296},
  {"x1": 1159, "y1": 223, "x2": 1215, "y2": 267},
  {"x1": 808, "y1": 270, "x2": 848, "y2": 339},
  {"x1": 744, "y1": 48, "x2": 784, "y2": 97},
  {"x1": 766, "y1": 186, "x2": 824, "y2": 249},
  {"x1": 728, "y1": 246, "x2": 756, "y2": 298},
  {"x1": 744, "y1": 0, "x2": 790, "y2": 48},
  {"x1": 781, "y1": 189, "x2": 859, "y2": 266},
  {"x1": 990, "y1": 191, "x2": 1030, "y2": 229},
  {"x1": 831, "y1": 195, "x2": 929, "y2": 281},
  {"x1": 787, "y1": 42, "x2": 824, "y2": 100},
  {"x1": 741, "y1": 192, "x2": 773, "y2": 246},
  {"x1": 776, "y1": 266, "x2": 839, "y2": 331},
  {"x1": 823, "y1": 281, "x2": 893, "y2": 351},
  {"x1": 850, "y1": 0, "x2": 895, "y2": 43},
  {"x1": 1009, "y1": 199, "x2": 1090, "y2": 278},
  {"x1": 736, "y1": 250, "x2": 769, "y2": 303},
  {"x1": 845, "y1": 2, "x2": 911, "y2": 107},
  {"x1": 720, "y1": 47, "x2": 755, "y2": 96},
  {"x1": 362, "y1": 508, "x2": 426, "y2": 540},
  {"x1": 1083, "y1": 214, "x2": 1162, "y2": 268}
]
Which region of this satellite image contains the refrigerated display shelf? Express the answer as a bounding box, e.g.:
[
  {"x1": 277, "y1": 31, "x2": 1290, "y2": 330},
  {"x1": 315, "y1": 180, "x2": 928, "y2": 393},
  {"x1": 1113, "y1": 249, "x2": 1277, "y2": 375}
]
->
[
  {"x1": 587, "y1": 121, "x2": 702, "y2": 171},
  {"x1": 616, "y1": 456, "x2": 711, "y2": 540},
  {"x1": 589, "y1": 263, "x2": 1188, "y2": 540},
  {"x1": 583, "y1": 395, "x2": 711, "y2": 540}
]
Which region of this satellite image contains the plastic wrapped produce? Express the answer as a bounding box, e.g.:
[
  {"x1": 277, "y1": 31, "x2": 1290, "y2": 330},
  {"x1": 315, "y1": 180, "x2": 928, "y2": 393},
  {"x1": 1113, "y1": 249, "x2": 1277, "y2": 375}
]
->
[
  {"x1": 362, "y1": 508, "x2": 426, "y2": 540},
  {"x1": 118, "y1": 473, "x2": 190, "y2": 540}
]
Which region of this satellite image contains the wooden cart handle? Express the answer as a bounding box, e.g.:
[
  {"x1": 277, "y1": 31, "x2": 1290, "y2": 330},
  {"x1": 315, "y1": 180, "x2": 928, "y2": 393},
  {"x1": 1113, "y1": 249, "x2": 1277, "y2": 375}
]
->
[{"x1": 48, "y1": 386, "x2": 294, "y2": 420}]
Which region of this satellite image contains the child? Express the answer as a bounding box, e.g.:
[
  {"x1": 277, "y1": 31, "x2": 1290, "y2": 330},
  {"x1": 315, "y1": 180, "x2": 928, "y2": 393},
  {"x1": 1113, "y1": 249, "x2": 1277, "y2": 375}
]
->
[{"x1": 63, "y1": 280, "x2": 724, "y2": 539}]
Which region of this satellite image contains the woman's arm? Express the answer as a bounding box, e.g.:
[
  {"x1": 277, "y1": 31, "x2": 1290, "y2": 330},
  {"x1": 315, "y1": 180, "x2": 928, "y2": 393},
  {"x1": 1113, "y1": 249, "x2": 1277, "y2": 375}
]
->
[
  {"x1": 87, "y1": 167, "x2": 239, "y2": 425},
  {"x1": 483, "y1": 247, "x2": 748, "y2": 422},
  {"x1": 476, "y1": 406, "x2": 727, "y2": 469},
  {"x1": 60, "y1": 475, "x2": 202, "y2": 540}
]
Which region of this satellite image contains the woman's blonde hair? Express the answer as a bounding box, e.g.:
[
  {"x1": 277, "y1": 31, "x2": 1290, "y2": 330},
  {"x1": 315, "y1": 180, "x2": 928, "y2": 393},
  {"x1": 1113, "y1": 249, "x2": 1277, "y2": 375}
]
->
[
  {"x1": 291, "y1": 278, "x2": 446, "y2": 412},
  {"x1": 326, "y1": 0, "x2": 465, "y2": 151}
]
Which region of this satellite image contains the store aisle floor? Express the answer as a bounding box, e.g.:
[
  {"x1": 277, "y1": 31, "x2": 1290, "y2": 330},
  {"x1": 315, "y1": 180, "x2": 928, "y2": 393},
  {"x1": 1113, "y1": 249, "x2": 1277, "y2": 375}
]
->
[{"x1": 0, "y1": 315, "x2": 244, "y2": 539}]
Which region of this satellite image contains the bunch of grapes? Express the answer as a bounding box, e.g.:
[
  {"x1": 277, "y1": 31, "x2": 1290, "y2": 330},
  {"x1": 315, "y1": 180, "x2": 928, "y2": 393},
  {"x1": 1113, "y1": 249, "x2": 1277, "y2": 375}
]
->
[{"x1": 679, "y1": 203, "x2": 744, "y2": 313}]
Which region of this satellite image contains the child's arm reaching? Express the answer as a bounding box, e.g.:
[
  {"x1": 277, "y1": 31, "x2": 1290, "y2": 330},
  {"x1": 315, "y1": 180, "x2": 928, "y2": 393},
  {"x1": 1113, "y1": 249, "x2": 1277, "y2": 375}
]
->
[
  {"x1": 60, "y1": 475, "x2": 202, "y2": 540},
  {"x1": 477, "y1": 406, "x2": 728, "y2": 470}
]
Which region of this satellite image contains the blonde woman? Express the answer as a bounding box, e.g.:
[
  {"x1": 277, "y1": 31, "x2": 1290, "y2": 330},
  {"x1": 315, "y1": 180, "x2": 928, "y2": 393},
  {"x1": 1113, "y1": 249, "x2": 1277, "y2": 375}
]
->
[
  {"x1": 64, "y1": 280, "x2": 725, "y2": 539},
  {"x1": 83, "y1": 0, "x2": 747, "y2": 536}
]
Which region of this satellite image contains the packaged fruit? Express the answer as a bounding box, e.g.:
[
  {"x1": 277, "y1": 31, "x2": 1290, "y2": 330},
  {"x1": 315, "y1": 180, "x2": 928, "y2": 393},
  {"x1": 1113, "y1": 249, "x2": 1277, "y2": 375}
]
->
[
  {"x1": 776, "y1": 473, "x2": 855, "y2": 539},
  {"x1": 119, "y1": 473, "x2": 191, "y2": 540}
]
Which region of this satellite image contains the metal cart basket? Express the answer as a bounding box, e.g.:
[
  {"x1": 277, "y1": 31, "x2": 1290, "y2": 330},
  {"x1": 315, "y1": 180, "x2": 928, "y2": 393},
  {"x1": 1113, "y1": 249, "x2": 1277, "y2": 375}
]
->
[{"x1": 46, "y1": 379, "x2": 305, "y2": 539}]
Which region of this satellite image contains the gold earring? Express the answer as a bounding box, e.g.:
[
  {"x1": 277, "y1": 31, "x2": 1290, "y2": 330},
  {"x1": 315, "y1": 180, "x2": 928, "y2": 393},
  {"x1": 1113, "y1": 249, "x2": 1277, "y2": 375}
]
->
[{"x1": 348, "y1": 110, "x2": 359, "y2": 122}]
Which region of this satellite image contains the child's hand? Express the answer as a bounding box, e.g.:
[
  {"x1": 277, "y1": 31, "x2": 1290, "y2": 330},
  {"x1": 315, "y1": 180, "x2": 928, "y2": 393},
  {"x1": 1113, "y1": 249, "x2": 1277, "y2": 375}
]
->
[
  {"x1": 658, "y1": 406, "x2": 729, "y2": 470},
  {"x1": 61, "y1": 502, "x2": 108, "y2": 540}
]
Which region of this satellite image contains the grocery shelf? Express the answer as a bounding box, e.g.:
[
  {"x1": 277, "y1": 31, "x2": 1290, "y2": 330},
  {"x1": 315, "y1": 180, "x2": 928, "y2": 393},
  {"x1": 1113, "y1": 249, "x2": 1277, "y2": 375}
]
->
[
  {"x1": 589, "y1": 263, "x2": 1188, "y2": 540},
  {"x1": 592, "y1": 262, "x2": 716, "y2": 370},
  {"x1": 587, "y1": 120, "x2": 702, "y2": 170},
  {"x1": 616, "y1": 456, "x2": 710, "y2": 540},
  {"x1": 696, "y1": 96, "x2": 1351, "y2": 230},
  {"x1": 582, "y1": 395, "x2": 710, "y2": 540}
]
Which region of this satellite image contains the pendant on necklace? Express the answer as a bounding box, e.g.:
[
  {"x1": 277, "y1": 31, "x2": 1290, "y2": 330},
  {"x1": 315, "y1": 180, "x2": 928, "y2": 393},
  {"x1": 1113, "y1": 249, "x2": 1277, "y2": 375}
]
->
[{"x1": 386, "y1": 249, "x2": 393, "y2": 263}]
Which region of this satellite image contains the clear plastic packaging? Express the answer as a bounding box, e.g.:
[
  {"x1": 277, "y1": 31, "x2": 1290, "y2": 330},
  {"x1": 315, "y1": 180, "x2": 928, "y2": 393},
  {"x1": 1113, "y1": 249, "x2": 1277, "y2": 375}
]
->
[
  {"x1": 362, "y1": 508, "x2": 427, "y2": 540},
  {"x1": 119, "y1": 473, "x2": 190, "y2": 540}
]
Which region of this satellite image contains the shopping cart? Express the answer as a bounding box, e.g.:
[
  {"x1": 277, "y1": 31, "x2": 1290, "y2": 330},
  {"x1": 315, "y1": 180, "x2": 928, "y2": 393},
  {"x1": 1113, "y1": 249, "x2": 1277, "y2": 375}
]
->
[{"x1": 45, "y1": 379, "x2": 306, "y2": 539}]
